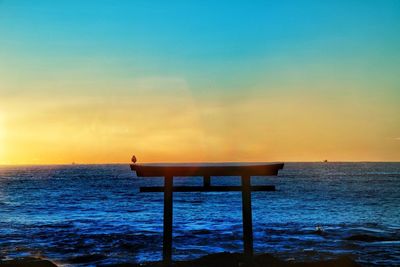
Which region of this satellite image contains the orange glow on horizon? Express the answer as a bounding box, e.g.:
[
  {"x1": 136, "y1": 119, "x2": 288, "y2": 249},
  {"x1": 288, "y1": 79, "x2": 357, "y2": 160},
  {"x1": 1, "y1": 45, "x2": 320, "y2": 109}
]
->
[
  {"x1": 1, "y1": 79, "x2": 399, "y2": 165},
  {"x1": 1, "y1": 1, "x2": 400, "y2": 165}
]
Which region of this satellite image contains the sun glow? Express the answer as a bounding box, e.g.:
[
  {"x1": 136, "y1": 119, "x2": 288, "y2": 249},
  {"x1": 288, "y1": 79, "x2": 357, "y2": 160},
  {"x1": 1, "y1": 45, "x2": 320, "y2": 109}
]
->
[
  {"x1": 0, "y1": 112, "x2": 5, "y2": 164},
  {"x1": 0, "y1": 1, "x2": 399, "y2": 164}
]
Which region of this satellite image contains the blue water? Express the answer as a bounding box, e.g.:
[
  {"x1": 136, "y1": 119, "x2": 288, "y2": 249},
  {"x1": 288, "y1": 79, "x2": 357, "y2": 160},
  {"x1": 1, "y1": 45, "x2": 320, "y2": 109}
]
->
[{"x1": 0, "y1": 163, "x2": 399, "y2": 266}]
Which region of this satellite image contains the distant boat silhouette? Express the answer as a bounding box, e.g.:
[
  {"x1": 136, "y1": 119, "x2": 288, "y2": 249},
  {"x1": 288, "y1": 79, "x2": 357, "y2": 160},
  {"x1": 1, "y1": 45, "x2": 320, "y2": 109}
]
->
[{"x1": 323, "y1": 160, "x2": 328, "y2": 163}]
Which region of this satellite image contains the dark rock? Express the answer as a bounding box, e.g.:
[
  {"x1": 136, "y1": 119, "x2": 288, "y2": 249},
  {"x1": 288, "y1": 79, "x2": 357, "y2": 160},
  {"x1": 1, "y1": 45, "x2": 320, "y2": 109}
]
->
[
  {"x1": 0, "y1": 257, "x2": 57, "y2": 267},
  {"x1": 185, "y1": 252, "x2": 242, "y2": 267},
  {"x1": 254, "y1": 253, "x2": 286, "y2": 267},
  {"x1": 0, "y1": 253, "x2": 363, "y2": 267},
  {"x1": 293, "y1": 256, "x2": 361, "y2": 267},
  {"x1": 98, "y1": 264, "x2": 141, "y2": 267},
  {"x1": 68, "y1": 253, "x2": 107, "y2": 264},
  {"x1": 174, "y1": 253, "x2": 361, "y2": 267}
]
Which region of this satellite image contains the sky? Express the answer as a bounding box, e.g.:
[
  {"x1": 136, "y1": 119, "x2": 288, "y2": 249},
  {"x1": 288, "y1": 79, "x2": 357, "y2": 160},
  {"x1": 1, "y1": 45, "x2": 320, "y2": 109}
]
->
[{"x1": 0, "y1": 0, "x2": 399, "y2": 164}]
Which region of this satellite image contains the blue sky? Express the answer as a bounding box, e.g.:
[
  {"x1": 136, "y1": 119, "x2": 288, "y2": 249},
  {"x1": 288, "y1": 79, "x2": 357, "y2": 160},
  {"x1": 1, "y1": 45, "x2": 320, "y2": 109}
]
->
[{"x1": 0, "y1": 1, "x2": 399, "y2": 163}]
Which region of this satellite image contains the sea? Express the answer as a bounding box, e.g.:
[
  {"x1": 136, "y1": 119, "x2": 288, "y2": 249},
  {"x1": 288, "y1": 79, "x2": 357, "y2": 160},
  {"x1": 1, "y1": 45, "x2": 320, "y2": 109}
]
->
[{"x1": 0, "y1": 163, "x2": 399, "y2": 266}]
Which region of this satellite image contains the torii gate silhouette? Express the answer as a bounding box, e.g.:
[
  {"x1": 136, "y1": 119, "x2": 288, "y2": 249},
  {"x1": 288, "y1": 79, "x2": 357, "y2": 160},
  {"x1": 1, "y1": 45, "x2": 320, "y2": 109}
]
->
[{"x1": 130, "y1": 161, "x2": 284, "y2": 265}]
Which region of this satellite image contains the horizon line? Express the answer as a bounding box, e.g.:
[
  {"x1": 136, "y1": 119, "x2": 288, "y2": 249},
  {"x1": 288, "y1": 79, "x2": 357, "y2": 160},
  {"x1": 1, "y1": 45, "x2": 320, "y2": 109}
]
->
[{"x1": 1, "y1": 160, "x2": 400, "y2": 167}]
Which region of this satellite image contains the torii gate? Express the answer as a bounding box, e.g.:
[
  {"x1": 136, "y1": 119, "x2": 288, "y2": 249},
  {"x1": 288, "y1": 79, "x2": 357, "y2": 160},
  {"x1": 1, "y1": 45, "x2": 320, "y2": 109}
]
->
[{"x1": 130, "y1": 162, "x2": 284, "y2": 265}]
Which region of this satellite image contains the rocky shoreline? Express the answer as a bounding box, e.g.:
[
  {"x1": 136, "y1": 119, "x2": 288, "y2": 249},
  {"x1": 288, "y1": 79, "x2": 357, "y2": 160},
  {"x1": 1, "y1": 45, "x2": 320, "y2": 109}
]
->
[{"x1": 0, "y1": 252, "x2": 362, "y2": 267}]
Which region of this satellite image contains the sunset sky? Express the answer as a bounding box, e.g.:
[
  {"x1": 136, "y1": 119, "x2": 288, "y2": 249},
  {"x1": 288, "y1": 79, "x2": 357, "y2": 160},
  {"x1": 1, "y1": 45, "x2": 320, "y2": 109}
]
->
[{"x1": 1, "y1": 1, "x2": 399, "y2": 164}]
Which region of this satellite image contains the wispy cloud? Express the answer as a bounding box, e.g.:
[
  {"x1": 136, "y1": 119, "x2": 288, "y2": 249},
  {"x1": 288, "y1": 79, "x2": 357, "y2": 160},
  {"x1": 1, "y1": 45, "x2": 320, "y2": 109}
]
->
[{"x1": 394, "y1": 137, "x2": 400, "y2": 141}]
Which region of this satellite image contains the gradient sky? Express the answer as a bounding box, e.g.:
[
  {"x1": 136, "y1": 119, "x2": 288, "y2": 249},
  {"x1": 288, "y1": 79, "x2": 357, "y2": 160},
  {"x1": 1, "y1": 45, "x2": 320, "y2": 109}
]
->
[{"x1": 0, "y1": 0, "x2": 399, "y2": 164}]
